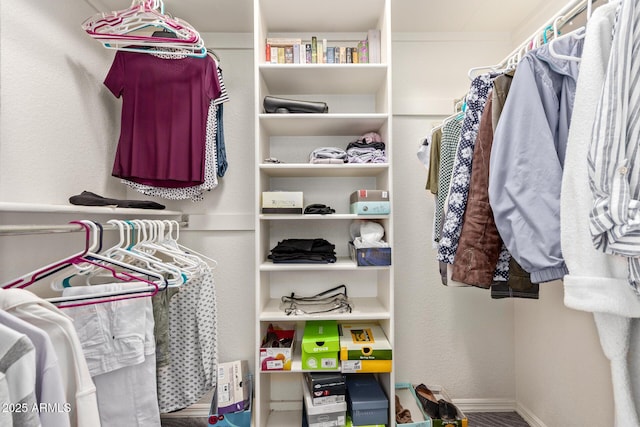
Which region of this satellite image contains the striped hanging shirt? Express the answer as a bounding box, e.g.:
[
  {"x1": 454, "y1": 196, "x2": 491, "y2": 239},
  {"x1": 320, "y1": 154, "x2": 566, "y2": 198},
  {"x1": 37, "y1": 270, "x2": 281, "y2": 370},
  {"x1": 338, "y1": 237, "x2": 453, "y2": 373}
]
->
[{"x1": 588, "y1": 0, "x2": 640, "y2": 292}]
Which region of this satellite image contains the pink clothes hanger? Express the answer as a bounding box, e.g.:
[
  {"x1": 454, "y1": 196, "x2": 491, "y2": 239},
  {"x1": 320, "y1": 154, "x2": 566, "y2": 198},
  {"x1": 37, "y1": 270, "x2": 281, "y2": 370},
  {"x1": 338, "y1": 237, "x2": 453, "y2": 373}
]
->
[
  {"x1": 1, "y1": 220, "x2": 93, "y2": 289},
  {"x1": 82, "y1": 0, "x2": 206, "y2": 58},
  {"x1": 1, "y1": 220, "x2": 166, "y2": 308}
]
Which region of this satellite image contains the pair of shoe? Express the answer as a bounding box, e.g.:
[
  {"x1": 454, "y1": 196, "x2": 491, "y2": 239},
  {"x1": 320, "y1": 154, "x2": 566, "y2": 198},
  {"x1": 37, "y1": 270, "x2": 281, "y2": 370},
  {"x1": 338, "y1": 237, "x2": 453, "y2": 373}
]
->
[{"x1": 414, "y1": 384, "x2": 459, "y2": 421}]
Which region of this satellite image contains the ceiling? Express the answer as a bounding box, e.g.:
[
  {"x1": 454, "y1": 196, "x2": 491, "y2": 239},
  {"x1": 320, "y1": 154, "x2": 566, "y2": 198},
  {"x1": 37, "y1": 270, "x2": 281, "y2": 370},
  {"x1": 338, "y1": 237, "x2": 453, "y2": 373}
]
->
[{"x1": 92, "y1": 0, "x2": 574, "y2": 35}]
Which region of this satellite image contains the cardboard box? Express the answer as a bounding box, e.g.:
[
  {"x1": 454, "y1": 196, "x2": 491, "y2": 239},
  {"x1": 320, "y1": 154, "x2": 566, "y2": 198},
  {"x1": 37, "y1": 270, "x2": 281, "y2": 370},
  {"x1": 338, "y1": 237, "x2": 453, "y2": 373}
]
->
[
  {"x1": 208, "y1": 377, "x2": 252, "y2": 427},
  {"x1": 349, "y1": 190, "x2": 390, "y2": 215},
  {"x1": 339, "y1": 323, "x2": 392, "y2": 361},
  {"x1": 260, "y1": 324, "x2": 295, "y2": 371},
  {"x1": 340, "y1": 359, "x2": 392, "y2": 374},
  {"x1": 348, "y1": 242, "x2": 391, "y2": 266},
  {"x1": 345, "y1": 414, "x2": 385, "y2": 427},
  {"x1": 304, "y1": 372, "x2": 346, "y2": 406},
  {"x1": 345, "y1": 374, "x2": 388, "y2": 426},
  {"x1": 302, "y1": 320, "x2": 340, "y2": 371},
  {"x1": 261, "y1": 191, "x2": 303, "y2": 214},
  {"x1": 216, "y1": 360, "x2": 250, "y2": 415},
  {"x1": 415, "y1": 385, "x2": 467, "y2": 427},
  {"x1": 302, "y1": 377, "x2": 347, "y2": 427},
  {"x1": 394, "y1": 383, "x2": 431, "y2": 427}
]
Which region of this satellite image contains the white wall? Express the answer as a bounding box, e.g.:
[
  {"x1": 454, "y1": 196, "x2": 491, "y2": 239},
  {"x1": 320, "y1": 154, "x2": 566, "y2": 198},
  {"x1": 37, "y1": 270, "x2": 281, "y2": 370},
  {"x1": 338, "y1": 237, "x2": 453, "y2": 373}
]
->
[
  {"x1": 0, "y1": 0, "x2": 122, "y2": 202},
  {"x1": 0, "y1": 1, "x2": 616, "y2": 425},
  {"x1": 391, "y1": 33, "x2": 519, "y2": 402}
]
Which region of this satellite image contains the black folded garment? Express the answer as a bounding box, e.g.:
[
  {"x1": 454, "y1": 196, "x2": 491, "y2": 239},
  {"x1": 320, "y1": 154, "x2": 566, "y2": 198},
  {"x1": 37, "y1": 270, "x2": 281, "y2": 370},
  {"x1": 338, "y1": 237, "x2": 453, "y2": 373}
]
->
[
  {"x1": 263, "y1": 96, "x2": 328, "y2": 114},
  {"x1": 346, "y1": 140, "x2": 386, "y2": 151},
  {"x1": 268, "y1": 238, "x2": 336, "y2": 263},
  {"x1": 304, "y1": 204, "x2": 335, "y2": 215},
  {"x1": 69, "y1": 191, "x2": 165, "y2": 210}
]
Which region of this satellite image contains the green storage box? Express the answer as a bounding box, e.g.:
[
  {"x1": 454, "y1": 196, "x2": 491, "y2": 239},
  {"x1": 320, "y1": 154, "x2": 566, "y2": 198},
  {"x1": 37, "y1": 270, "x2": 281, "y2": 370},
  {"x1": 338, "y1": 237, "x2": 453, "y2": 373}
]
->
[{"x1": 302, "y1": 320, "x2": 340, "y2": 371}]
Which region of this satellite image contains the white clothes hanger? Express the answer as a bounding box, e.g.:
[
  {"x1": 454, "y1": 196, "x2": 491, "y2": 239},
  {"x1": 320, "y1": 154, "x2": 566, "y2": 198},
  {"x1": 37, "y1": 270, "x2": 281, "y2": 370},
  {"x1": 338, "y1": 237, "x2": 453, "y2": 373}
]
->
[
  {"x1": 548, "y1": 26, "x2": 585, "y2": 62},
  {"x1": 163, "y1": 220, "x2": 218, "y2": 269},
  {"x1": 141, "y1": 220, "x2": 204, "y2": 274},
  {"x1": 82, "y1": 0, "x2": 207, "y2": 58},
  {"x1": 51, "y1": 219, "x2": 185, "y2": 290}
]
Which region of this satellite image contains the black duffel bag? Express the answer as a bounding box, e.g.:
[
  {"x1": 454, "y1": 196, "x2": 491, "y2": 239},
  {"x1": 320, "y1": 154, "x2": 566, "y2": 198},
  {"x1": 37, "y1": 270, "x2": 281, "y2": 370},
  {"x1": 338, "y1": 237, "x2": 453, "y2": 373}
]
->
[{"x1": 263, "y1": 96, "x2": 328, "y2": 114}]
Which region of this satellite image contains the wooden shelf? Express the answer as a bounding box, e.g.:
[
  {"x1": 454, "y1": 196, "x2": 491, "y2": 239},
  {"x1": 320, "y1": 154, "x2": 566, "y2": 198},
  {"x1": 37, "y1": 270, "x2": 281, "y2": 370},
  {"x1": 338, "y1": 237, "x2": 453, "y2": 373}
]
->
[
  {"x1": 259, "y1": 163, "x2": 388, "y2": 178},
  {"x1": 265, "y1": 410, "x2": 302, "y2": 427},
  {"x1": 260, "y1": 213, "x2": 389, "y2": 220},
  {"x1": 260, "y1": 64, "x2": 387, "y2": 94},
  {"x1": 259, "y1": 297, "x2": 391, "y2": 322},
  {"x1": 259, "y1": 114, "x2": 388, "y2": 136},
  {"x1": 259, "y1": 257, "x2": 390, "y2": 271},
  {"x1": 0, "y1": 202, "x2": 182, "y2": 217}
]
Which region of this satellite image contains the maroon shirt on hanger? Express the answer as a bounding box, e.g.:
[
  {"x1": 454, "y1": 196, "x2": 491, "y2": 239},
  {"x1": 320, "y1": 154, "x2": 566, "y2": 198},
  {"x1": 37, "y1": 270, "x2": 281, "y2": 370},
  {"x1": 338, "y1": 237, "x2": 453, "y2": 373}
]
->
[{"x1": 104, "y1": 51, "x2": 221, "y2": 188}]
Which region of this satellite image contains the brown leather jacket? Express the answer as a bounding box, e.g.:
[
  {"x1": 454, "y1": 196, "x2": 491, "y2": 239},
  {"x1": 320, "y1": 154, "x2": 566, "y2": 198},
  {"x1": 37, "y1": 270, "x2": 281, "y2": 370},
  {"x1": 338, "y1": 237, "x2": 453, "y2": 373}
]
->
[{"x1": 451, "y1": 96, "x2": 501, "y2": 287}]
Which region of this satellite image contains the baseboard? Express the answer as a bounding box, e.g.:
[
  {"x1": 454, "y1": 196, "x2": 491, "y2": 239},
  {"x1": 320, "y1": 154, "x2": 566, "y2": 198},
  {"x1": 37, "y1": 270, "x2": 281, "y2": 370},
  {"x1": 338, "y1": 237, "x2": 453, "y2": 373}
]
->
[
  {"x1": 451, "y1": 398, "x2": 517, "y2": 413},
  {"x1": 515, "y1": 402, "x2": 549, "y2": 427}
]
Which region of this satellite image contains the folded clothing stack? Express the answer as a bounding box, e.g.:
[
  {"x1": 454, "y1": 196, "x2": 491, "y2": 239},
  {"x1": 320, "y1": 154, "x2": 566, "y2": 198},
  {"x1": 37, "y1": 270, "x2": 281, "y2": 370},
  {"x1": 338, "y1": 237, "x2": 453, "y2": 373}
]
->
[
  {"x1": 268, "y1": 238, "x2": 337, "y2": 264},
  {"x1": 347, "y1": 132, "x2": 386, "y2": 164},
  {"x1": 309, "y1": 147, "x2": 347, "y2": 164}
]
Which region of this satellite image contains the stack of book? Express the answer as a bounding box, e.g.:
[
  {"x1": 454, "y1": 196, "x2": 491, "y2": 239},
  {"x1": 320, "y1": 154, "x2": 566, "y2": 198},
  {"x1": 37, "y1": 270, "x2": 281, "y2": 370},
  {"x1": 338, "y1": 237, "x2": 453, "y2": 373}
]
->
[{"x1": 265, "y1": 30, "x2": 380, "y2": 64}]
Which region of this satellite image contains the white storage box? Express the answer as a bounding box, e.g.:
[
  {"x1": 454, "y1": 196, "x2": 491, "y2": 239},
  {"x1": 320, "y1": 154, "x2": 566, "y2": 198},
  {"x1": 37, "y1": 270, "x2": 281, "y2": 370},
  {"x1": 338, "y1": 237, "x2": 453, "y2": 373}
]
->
[{"x1": 303, "y1": 377, "x2": 347, "y2": 427}]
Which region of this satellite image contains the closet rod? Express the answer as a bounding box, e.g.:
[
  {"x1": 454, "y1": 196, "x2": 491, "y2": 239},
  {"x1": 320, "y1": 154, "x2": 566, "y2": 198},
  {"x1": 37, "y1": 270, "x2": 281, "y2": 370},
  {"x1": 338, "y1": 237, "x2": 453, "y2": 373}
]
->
[
  {"x1": 496, "y1": 0, "x2": 596, "y2": 67},
  {"x1": 0, "y1": 221, "x2": 188, "y2": 236}
]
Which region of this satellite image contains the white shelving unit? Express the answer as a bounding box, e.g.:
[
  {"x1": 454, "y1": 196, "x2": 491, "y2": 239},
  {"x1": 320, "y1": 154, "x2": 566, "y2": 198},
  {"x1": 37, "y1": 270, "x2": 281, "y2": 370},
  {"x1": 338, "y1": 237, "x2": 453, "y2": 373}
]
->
[{"x1": 253, "y1": 0, "x2": 393, "y2": 426}]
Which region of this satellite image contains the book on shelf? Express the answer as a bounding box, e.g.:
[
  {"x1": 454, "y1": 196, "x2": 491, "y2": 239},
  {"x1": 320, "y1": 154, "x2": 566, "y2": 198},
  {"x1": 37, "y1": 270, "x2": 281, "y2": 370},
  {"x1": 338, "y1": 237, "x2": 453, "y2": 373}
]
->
[
  {"x1": 326, "y1": 46, "x2": 335, "y2": 64},
  {"x1": 299, "y1": 44, "x2": 306, "y2": 64},
  {"x1": 266, "y1": 43, "x2": 271, "y2": 62},
  {"x1": 367, "y1": 29, "x2": 381, "y2": 63},
  {"x1": 305, "y1": 44, "x2": 312, "y2": 63},
  {"x1": 293, "y1": 43, "x2": 300, "y2": 63},
  {"x1": 322, "y1": 39, "x2": 327, "y2": 64},
  {"x1": 346, "y1": 47, "x2": 353, "y2": 64},
  {"x1": 339, "y1": 47, "x2": 346, "y2": 64},
  {"x1": 266, "y1": 37, "x2": 302, "y2": 47},
  {"x1": 270, "y1": 46, "x2": 278, "y2": 64},
  {"x1": 352, "y1": 49, "x2": 359, "y2": 64},
  {"x1": 277, "y1": 47, "x2": 285, "y2": 64},
  {"x1": 358, "y1": 40, "x2": 369, "y2": 64},
  {"x1": 311, "y1": 36, "x2": 318, "y2": 63},
  {"x1": 284, "y1": 46, "x2": 294, "y2": 64}
]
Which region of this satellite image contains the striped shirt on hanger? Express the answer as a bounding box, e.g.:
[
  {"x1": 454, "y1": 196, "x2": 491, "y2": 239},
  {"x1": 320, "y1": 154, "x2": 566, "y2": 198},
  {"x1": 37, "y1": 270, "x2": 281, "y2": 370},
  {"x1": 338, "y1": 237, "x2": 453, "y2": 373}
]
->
[{"x1": 588, "y1": 0, "x2": 640, "y2": 292}]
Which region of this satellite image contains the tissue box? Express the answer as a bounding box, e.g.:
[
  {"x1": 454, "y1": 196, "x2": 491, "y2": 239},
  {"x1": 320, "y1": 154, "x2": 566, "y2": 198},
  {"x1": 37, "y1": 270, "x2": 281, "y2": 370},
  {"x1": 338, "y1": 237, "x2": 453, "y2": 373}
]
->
[
  {"x1": 350, "y1": 190, "x2": 390, "y2": 215},
  {"x1": 262, "y1": 191, "x2": 303, "y2": 214},
  {"x1": 302, "y1": 320, "x2": 340, "y2": 371},
  {"x1": 217, "y1": 360, "x2": 250, "y2": 415},
  {"x1": 260, "y1": 324, "x2": 295, "y2": 371},
  {"x1": 348, "y1": 242, "x2": 392, "y2": 266}
]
